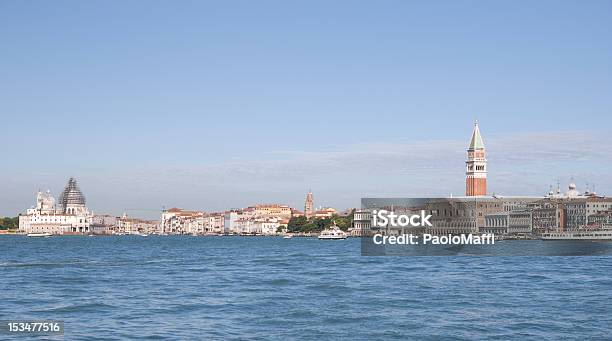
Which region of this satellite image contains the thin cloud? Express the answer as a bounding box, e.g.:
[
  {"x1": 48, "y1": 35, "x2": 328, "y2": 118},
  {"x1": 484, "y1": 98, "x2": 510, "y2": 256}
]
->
[{"x1": 3, "y1": 130, "x2": 611, "y2": 218}]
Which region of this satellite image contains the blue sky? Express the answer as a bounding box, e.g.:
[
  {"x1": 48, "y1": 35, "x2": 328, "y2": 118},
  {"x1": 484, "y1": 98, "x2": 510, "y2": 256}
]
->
[{"x1": 1, "y1": 1, "x2": 612, "y2": 218}]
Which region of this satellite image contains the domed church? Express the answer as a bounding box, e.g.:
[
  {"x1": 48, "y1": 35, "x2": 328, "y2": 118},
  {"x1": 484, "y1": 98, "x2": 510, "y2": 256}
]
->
[{"x1": 19, "y1": 177, "x2": 93, "y2": 235}]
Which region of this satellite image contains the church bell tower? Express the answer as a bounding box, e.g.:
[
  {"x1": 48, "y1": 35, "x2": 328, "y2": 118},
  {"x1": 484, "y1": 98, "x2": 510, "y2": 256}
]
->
[
  {"x1": 304, "y1": 190, "x2": 314, "y2": 218},
  {"x1": 465, "y1": 121, "x2": 487, "y2": 196}
]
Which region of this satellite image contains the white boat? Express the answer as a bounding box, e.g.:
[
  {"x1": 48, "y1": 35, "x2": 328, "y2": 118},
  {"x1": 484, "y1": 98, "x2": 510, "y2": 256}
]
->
[
  {"x1": 26, "y1": 232, "x2": 53, "y2": 237},
  {"x1": 541, "y1": 227, "x2": 612, "y2": 241},
  {"x1": 283, "y1": 234, "x2": 293, "y2": 239},
  {"x1": 318, "y1": 223, "x2": 348, "y2": 240}
]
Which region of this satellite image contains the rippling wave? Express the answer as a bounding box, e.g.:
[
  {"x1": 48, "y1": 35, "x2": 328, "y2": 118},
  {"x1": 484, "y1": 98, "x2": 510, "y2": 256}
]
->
[{"x1": 1, "y1": 236, "x2": 611, "y2": 340}]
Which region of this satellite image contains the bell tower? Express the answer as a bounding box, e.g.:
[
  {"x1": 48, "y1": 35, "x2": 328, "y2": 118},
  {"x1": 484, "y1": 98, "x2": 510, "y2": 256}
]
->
[
  {"x1": 465, "y1": 121, "x2": 487, "y2": 196},
  {"x1": 304, "y1": 190, "x2": 314, "y2": 218}
]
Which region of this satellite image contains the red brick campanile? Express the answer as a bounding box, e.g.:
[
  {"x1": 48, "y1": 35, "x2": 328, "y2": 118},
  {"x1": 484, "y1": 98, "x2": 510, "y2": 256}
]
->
[{"x1": 465, "y1": 121, "x2": 487, "y2": 196}]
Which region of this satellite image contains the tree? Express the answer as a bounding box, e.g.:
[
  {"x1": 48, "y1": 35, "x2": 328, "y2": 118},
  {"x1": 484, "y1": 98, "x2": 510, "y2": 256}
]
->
[
  {"x1": 286, "y1": 213, "x2": 356, "y2": 233},
  {"x1": 287, "y1": 216, "x2": 308, "y2": 232},
  {"x1": 333, "y1": 216, "x2": 352, "y2": 231},
  {"x1": 0, "y1": 217, "x2": 19, "y2": 230}
]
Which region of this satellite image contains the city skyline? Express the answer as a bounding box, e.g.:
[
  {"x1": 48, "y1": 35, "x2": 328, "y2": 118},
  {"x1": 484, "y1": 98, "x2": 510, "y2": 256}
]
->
[
  {"x1": 5, "y1": 126, "x2": 612, "y2": 219},
  {"x1": 2, "y1": 2, "x2": 611, "y2": 340}
]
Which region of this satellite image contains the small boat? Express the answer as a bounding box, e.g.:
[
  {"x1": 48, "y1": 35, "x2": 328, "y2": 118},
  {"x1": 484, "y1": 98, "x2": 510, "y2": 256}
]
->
[
  {"x1": 26, "y1": 232, "x2": 53, "y2": 237},
  {"x1": 283, "y1": 234, "x2": 293, "y2": 239},
  {"x1": 140, "y1": 234, "x2": 149, "y2": 237},
  {"x1": 318, "y1": 223, "x2": 348, "y2": 240}
]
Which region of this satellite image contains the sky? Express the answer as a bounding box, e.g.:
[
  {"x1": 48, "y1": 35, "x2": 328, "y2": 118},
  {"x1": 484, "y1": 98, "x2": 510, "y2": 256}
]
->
[{"x1": 1, "y1": 0, "x2": 611, "y2": 218}]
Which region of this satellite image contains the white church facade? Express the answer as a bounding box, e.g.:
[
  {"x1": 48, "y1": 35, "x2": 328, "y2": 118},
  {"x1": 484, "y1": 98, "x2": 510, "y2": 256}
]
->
[{"x1": 19, "y1": 177, "x2": 93, "y2": 235}]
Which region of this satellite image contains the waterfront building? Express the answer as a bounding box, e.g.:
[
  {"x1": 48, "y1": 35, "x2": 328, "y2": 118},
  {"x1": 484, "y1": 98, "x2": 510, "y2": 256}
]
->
[
  {"x1": 528, "y1": 183, "x2": 602, "y2": 232},
  {"x1": 531, "y1": 182, "x2": 611, "y2": 231},
  {"x1": 530, "y1": 200, "x2": 563, "y2": 234},
  {"x1": 218, "y1": 205, "x2": 295, "y2": 235},
  {"x1": 92, "y1": 214, "x2": 118, "y2": 228},
  {"x1": 117, "y1": 215, "x2": 160, "y2": 235},
  {"x1": 508, "y1": 211, "x2": 533, "y2": 235},
  {"x1": 234, "y1": 217, "x2": 282, "y2": 235},
  {"x1": 205, "y1": 214, "x2": 225, "y2": 234},
  {"x1": 258, "y1": 218, "x2": 281, "y2": 235},
  {"x1": 351, "y1": 210, "x2": 371, "y2": 236},
  {"x1": 223, "y1": 210, "x2": 241, "y2": 234},
  {"x1": 304, "y1": 190, "x2": 314, "y2": 218},
  {"x1": 485, "y1": 210, "x2": 532, "y2": 236},
  {"x1": 186, "y1": 216, "x2": 205, "y2": 235},
  {"x1": 225, "y1": 214, "x2": 283, "y2": 235},
  {"x1": 586, "y1": 197, "x2": 612, "y2": 215},
  {"x1": 233, "y1": 217, "x2": 255, "y2": 234},
  {"x1": 481, "y1": 212, "x2": 509, "y2": 235},
  {"x1": 563, "y1": 197, "x2": 612, "y2": 230},
  {"x1": 161, "y1": 207, "x2": 204, "y2": 234},
  {"x1": 19, "y1": 178, "x2": 93, "y2": 235},
  {"x1": 564, "y1": 199, "x2": 587, "y2": 230},
  {"x1": 587, "y1": 210, "x2": 612, "y2": 228},
  {"x1": 465, "y1": 122, "x2": 487, "y2": 196},
  {"x1": 91, "y1": 214, "x2": 118, "y2": 234}
]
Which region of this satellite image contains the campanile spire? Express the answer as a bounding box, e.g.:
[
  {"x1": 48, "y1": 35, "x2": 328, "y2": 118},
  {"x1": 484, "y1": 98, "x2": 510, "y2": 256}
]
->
[{"x1": 465, "y1": 121, "x2": 487, "y2": 196}]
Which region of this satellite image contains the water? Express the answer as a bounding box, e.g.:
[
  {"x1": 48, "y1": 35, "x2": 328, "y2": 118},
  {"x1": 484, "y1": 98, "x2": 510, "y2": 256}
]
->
[{"x1": 1, "y1": 236, "x2": 611, "y2": 340}]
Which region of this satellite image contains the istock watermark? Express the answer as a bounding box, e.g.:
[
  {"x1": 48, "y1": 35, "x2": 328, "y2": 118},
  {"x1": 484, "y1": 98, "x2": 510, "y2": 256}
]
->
[
  {"x1": 371, "y1": 210, "x2": 432, "y2": 227},
  {"x1": 359, "y1": 197, "x2": 612, "y2": 256}
]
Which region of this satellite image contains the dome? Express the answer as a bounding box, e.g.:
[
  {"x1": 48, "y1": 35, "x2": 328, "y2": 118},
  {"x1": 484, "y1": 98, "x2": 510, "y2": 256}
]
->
[
  {"x1": 565, "y1": 182, "x2": 580, "y2": 197},
  {"x1": 58, "y1": 177, "x2": 86, "y2": 211}
]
